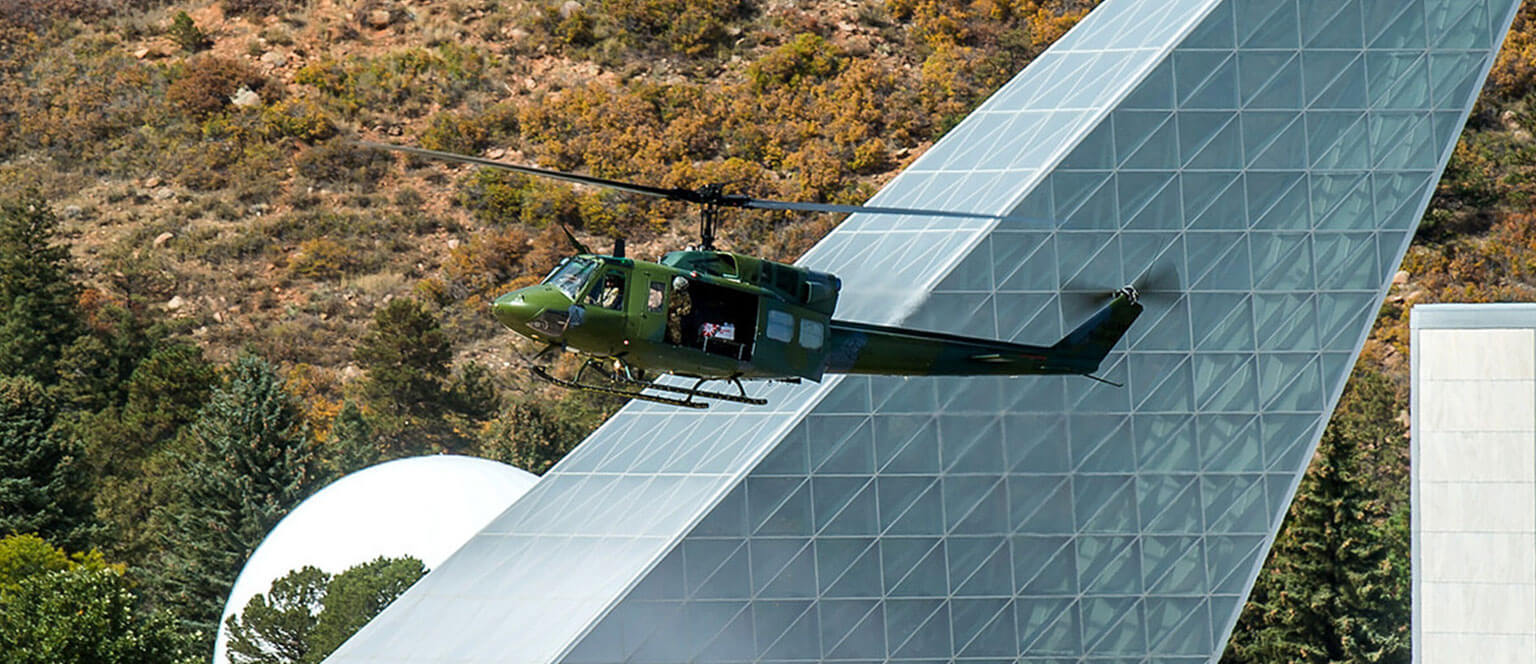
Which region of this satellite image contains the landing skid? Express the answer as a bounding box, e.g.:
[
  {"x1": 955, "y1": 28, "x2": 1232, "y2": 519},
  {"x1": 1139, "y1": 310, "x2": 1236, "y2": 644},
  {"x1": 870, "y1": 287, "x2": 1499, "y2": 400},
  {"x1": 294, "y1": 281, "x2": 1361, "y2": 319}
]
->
[{"x1": 529, "y1": 358, "x2": 768, "y2": 409}]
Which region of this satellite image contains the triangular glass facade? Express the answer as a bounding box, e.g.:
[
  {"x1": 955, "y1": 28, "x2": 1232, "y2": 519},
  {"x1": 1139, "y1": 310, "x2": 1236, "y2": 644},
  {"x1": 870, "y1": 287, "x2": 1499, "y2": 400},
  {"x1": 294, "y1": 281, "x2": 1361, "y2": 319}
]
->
[{"x1": 324, "y1": 1, "x2": 1522, "y2": 663}]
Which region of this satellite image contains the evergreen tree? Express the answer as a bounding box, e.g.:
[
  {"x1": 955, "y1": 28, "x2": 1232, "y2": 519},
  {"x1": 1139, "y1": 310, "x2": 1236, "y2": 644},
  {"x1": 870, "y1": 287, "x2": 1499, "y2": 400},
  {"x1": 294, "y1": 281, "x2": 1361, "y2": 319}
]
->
[
  {"x1": 326, "y1": 401, "x2": 380, "y2": 477},
  {"x1": 225, "y1": 556, "x2": 426, "y2": 664},
  {"x1": 149, "y1": 355, "x2": 331, "y2": 645},
  {"x1": 477, "y1": 395, "x2": 608, "y2": 474},
  {"x1": 0, "y1": 192, "x2": 83, "y2": 385},
  {"x1": 76, "y1": 341, "x2": 218, "y2": 563},
  {"x1": 306, "y1": 556, "x2": 426, "y2": 659},
  {"x1": 226, "y1": 566, "x2": 329, "y2": 664},
  {"x1": 0, "y1": 375, "x2": 95, "y2": 550},
  {"x1": 354, "y1": 298, "x2": 451, "y2": 417},
  {"x1": 1223, "y1": 368, "x2": 1410, "y2": 663}
]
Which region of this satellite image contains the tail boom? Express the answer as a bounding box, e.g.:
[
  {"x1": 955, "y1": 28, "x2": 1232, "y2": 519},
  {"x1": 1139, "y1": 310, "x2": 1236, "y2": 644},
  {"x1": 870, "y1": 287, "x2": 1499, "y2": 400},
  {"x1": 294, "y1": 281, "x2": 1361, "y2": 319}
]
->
[{"x1": 824, "y1": 291, "x2": 1142, "y2": 377}]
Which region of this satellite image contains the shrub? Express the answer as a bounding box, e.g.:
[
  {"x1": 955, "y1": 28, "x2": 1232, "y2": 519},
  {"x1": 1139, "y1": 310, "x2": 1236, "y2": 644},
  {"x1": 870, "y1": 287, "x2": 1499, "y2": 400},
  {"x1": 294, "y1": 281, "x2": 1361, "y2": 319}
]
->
[
  {"x1": 747, "y1": 33, "x2": 845, "y2": 91},
  {"x1": 223, "y1": 0, "x2": 301, "y2": 17},
  {"x1": 166, "y1": 55, "x2": 266, "y2": 119},
  {"x1": 168, "y1": 11, "x2": 209, "y2": 53},
  {"x1": 288, "y1": 237, "x2": 354, "y2": 281},
  {"x1": 295, "y1": 139, "x2": 392, "y2": 192},
  {"x1": 261, "y1": 97, "x2": 338, "y2": 143}
]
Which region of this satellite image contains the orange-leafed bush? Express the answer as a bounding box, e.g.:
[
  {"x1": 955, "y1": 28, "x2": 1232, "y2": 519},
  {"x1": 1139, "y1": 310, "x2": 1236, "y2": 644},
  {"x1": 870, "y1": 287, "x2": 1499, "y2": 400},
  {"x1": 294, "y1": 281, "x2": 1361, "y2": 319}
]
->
[{"x1": 166, "y1": 55, "x2": 268, "y2": 119}]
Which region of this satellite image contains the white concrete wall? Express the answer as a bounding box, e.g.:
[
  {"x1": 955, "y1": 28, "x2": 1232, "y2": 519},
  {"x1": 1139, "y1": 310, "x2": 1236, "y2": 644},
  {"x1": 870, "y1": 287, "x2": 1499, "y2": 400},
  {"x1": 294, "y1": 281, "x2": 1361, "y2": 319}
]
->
[{"x1": 1415, "y1": 328, "x2": 1536, "y2": 663}]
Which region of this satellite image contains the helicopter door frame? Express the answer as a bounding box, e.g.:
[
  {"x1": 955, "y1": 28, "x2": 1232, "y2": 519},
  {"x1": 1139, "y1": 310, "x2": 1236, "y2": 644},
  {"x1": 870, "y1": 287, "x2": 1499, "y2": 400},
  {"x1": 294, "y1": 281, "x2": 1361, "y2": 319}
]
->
[
  {"x1": 752, "y1": 302, "x2": 829, "y2": 381},
  {"x1": 634, "y1": 273, "x2": 668, "y2": 344},
  {"x1": 570, "y1": 266, "x2": 629, "y2": 355}
]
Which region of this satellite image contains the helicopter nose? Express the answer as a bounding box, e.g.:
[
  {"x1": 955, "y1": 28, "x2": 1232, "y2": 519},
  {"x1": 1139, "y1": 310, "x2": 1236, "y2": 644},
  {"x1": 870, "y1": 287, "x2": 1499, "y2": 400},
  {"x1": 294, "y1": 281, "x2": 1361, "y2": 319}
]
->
[
  {"x1": 493, "y1": 287, "x2": 571, "y2": 338},
  {"x1": 492, "y1": 290, "x2": 540, "y2": 328}
]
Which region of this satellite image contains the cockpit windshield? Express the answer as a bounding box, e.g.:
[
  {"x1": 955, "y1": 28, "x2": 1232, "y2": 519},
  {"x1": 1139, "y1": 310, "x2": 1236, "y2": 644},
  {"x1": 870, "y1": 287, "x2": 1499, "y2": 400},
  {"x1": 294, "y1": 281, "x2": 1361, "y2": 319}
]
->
[{"x1": 544, "y1": 257, "x2": 598, "y2": 300}]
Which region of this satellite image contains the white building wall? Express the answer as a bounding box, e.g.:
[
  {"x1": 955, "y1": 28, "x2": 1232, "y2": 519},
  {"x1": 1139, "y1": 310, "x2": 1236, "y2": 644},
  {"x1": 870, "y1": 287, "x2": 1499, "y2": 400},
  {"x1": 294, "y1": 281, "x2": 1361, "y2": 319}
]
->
[{"x1": 1414, "y1": 308, "x2": 1536, "y2": 664}]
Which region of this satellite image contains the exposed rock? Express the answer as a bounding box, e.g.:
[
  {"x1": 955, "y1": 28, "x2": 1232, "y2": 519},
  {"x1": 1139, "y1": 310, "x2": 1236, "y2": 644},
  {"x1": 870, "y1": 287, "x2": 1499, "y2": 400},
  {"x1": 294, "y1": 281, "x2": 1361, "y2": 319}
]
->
[
  {"x1": 62, "y1": 205, "x2": 82, "y2": 219},
  {"x1": 559, "y1": 1, "x2": 583, "y2": 18},
  {"x1": 487, "y1": 148, "x2": 505, "y2": 159},
  {"x1": 145, "y1": 176, "x2": 162, "y2": 188},
  {"x1": 153, "y1": 231, "x2": 174, "y2": 247},
  {"x1": 1393, "y1": 270, "x2": 1410, "y2": 285},
  {"x1": 260, "y1": 51, "x2": 288, "y2": 68},
  {"x1": 231, "y1": 86, "x2": 262, "y2": 108},
  {"x1": 367, "y1": 9, "x2": 393, "y2": 28},
  {"x1": 153, "y1": 187, "x2": 176, "y2": 201},
  {"x1": 447, "y1": 238, "x2": 461, "y2": 249},
  {"x1": 165, "y1": 295, "x2": 186, "y2": 311}
]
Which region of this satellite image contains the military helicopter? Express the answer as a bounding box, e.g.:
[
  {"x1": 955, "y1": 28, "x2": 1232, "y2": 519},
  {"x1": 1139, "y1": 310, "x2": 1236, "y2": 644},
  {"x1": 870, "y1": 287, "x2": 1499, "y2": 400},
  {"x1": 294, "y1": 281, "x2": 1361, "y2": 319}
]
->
[{"x1": 365, "y1": 142, "x2": 1145, "y2": 408}]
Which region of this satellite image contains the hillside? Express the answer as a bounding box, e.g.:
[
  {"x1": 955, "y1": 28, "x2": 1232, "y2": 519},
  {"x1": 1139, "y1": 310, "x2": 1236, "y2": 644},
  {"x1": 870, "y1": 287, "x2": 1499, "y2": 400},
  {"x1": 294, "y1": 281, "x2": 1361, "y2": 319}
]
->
[{"x1": 3, "y1": 0, "x2": 1536, "y2": 661}]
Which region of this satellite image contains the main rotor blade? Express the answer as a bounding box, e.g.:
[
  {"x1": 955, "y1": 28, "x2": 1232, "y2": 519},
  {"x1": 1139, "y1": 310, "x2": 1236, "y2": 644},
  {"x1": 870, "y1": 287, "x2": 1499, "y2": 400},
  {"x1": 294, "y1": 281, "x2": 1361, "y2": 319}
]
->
[
  {"x1": 741, "y1": 198, "x2": 1000, "y2": 220},
  {"x1": 361, "y1": 141, "x2": 694, "y2": 201},
  {"x1": 364, "y1": 141, "x2": 1008, "y2": 221}
]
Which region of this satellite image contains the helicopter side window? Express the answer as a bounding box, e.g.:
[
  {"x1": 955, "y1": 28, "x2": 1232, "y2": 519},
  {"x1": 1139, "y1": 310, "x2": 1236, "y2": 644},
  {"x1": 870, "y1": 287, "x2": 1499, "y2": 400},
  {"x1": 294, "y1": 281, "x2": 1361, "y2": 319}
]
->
[
  {"x1": 766, "y1": 309, "x2": 794, "y2": 343},
  {"x1": 799, "y1": 319, "x2": 824, "y2": 350},
  {"x1": 546, "y1": 258, "x2": 597, "y2": 300},
  {"x1": 647, "y1": 281, "x2": 665, "y2": 313},
  {"x1": 585, "y1": 270, "x2": 626, "y2": 310}
]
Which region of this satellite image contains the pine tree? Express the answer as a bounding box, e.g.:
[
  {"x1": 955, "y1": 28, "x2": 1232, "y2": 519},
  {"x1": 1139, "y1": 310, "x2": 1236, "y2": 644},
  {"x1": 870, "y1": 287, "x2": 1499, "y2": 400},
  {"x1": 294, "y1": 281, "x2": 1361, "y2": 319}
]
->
[
  {"x1": 325, "y1": 401, "x2": 380, "y2": 477},
  {"x1": 149, "y1": 355, "x2": 332, "y2": 645},
  {"x1": 0, "y1": 375, "x2": 95, "y2": 551},
  {"x1": 1223, "y1": 368, "x2": 1410, "y2": 663},
  {"x1": 354, "y1": 298, "x2": 451, "y2": 417},
  {"x1": 0, "y1": 192, "x2": 83, "y2": 385}
]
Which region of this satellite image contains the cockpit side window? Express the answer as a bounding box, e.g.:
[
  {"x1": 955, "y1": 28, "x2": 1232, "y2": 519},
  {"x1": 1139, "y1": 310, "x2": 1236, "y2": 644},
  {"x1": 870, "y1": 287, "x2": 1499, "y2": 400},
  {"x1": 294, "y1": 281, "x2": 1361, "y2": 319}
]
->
[
  {"x1": 545, "y1": 258, "x2": 597, "y2": 300},
  {"x1": 584, "y1": 270, "x2": 627, "y2": 310}
]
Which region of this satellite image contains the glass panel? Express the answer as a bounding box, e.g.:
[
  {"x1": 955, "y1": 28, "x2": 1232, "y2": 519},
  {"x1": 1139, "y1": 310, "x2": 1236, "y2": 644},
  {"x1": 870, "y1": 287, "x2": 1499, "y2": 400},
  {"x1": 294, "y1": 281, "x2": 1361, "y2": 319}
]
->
[
  {"x1": 1121, "y1": 60, "x2": 1176, "y2": 110},
  {"x1": 1203, "y1": 474, "x2": 1268, "y2": 532},
  {"x1": 1301, "y1": 0, "x2": 1363, "y2": 48},
  {"x1": 1074, "y1": 475, "x2": 1138, "y2": 535},
  {"x1": 1174, "y1": 52, "x2": 1237, "y2": 109},
  {"x1": 1184, "y1": 116, "x2": 1244, "y2": 169},
  {"x1": 1369, "y1": 0, "x2": 1427, "y2": 49},
  {"x1": 756, "y1": 601, "x2": 817, "y2": 660},
  {"x1": 1145, "y1": 597, "x2": 1211, "y2": 654},
  {"x1": 1235, "y1": 0, "x2": 1296, "y2": 48},
  {"x1": 1018, "y1": 597, "x2": 1081, "y2": 654},
  {"x1": 1368, "y1": 53, "x2": 1431, "y2": 110},
  {"x1": 1137, "y1": 475, "x2": 1202, "y2": 534},
  {"x1": 1060, "y1": 121, "x2": 1117, "y2": 171},
  {"x1": 1180, "y1": 0, "x2": 1234, "y2": 49},
  {"x1": 758, "y1": 543, "x2": 816, "y2": 598},
  {"x1": 956, "y1": 598, "x2": 1016, "y2": 656},
  {"x1": 812, "y1": 477, "x2": 869, "y2": 532},
  {"x1": 1426, "y1": 0, "x2": 1494, "y2": 49},
  {"x1": 815, "y1": 537, "x2": 879, "y2": 596},
  {"x1": 1077, "y1": 536, "x2": 1142, "y2": 595},
  {"x1": 1135, "y1": 414, "x2": 1199, "y2": 472},
  {"x1": 1238, "y1": 52, "x2": 1302, "y2": 109},
  {"x1": 1308, "y1": 111, "x2": 1371, "y2": 170},
  {"x1": 1083, "y1": 597, "x2": 1143, "y2": 654},
  {"x1": 821, "y1": 600, "x2": 883, "y2": 659},
  {"x1": 886, "y1": 599, "x2": 950, "y2": 657},
  {"x1": 1302, "y1": 52, "x2": 1363, "y2": 107}
]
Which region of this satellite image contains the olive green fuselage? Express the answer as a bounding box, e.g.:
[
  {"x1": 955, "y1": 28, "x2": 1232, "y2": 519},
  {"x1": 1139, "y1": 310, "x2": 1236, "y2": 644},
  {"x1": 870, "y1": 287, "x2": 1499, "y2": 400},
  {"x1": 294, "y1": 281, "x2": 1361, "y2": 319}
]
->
[{"x1": 492, "y1": 251, "x2": 1142, "y2": 383}]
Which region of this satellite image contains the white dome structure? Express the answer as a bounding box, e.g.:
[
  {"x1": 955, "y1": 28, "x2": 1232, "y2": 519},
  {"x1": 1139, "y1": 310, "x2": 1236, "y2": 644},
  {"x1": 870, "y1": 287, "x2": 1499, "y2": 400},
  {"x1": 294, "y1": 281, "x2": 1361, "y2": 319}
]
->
[{"x1": 214, "y1": 455, "x2": 539, "y2": 664}]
